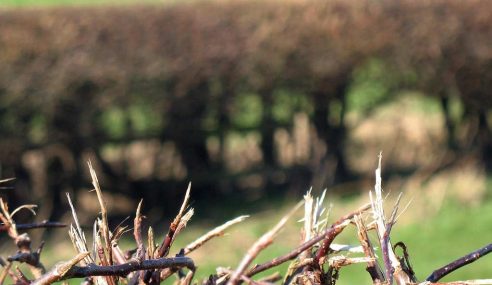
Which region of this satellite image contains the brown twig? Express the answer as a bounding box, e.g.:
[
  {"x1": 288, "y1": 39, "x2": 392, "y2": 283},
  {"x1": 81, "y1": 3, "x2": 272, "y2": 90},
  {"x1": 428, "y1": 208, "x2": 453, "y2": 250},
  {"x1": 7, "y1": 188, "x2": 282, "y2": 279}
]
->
[
  {"x1": 148, "y1": 226, "x2": 155, "y2": 259},
  {"x1": 0, "y1": 199, "x2": 18, "y2": 239},
  {"x1": 0, "y1": 221, "x2": 66, "y2": 232},
  {"x1": 426, "y1": 243, "x2": 492, "y2": 282},
  {"x1": 393, "y1": 242, "x2": 417, "y2": 282},
  {"x1": 246, "y1": 203, "x2": 370, "y2": 277},
  {"x1": 134, "y1": 200, "x2": 145, "y2": 260},
  {"x1": 315, "y1": 203, "x2": 372, "y2": 265},
  {"x1": 157, "y1": 183, "x2": 192, "y2": 258},
  {"x1": 314, "y1": 219, "x2": 351, "y2": 266},
  {"x1": 8, "y1": 239, "x2": 45, "y2": 275},
  {"x1": 144, "y1": 185, "x2": 193, "y2": 284},
  {"x1": 88, "y1": 161, "x2": 112, "y2": 266},
  {"x1": 32, "y1": 255, "x2": 194, "y2": 285},
  {"x1": 15, "y1": 267, "x2": 30, "y2": 285},
  {"x1": 228, "y1": 201, "x2": 303, "y2": 285},
  {"x1": 354, "y1": 215, "x2": 384, "y2": 284},
  {"x1": 0, "y1": 260, "x2": 12, "y2": 285}
]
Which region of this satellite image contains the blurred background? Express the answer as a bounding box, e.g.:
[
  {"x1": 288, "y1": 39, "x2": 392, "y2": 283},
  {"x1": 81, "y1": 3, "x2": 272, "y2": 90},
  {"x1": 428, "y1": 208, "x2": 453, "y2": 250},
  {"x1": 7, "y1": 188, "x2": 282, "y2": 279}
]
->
[{"x1": 0, "y1": 0, "x2": 491, "y2": 283}]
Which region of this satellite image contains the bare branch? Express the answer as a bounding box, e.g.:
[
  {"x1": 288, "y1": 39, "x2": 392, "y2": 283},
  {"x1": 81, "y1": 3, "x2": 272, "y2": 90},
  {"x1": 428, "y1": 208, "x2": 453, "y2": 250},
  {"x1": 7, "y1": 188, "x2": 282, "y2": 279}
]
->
[
  {"x1": 0, "y1": 221, "x2": 66, "y2": 232},
  {"x1": 33, "y1": 256, "x2": 194, "y2": 285},
  {"x1": 426, "y1": 243, "x2": 492, "y2": 282},
  {"x1": 228, "y1": 201, "x2": 303, "y2": 285},
  {"x1": 246, "y1": 203, "x2": 370, "y2": 277}
]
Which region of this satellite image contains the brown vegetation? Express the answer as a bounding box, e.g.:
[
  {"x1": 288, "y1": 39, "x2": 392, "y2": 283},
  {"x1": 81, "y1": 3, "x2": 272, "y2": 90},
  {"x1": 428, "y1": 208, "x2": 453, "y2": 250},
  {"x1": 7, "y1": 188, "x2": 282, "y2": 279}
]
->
[
  {"x1": 1, "y1": 159, "x2": 491, "y2": 285},
  {"x1": 0, "y1": 0, "x2": 491, "y2": 219}
]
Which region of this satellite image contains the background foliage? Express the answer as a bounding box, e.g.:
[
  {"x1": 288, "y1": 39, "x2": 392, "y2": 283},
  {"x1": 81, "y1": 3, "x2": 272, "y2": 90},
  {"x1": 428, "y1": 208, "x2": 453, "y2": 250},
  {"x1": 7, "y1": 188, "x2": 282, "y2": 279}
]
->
[{"x1": 0, "y1": 0, "x2": 490, "y2": 224}]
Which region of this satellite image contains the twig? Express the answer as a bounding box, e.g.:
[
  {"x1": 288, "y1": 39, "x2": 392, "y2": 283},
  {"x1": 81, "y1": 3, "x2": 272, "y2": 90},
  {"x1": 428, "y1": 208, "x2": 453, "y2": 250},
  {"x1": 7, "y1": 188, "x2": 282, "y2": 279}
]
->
[
  {"x1": 157, "y1": 183, "x2": 192, "y2": 258},
  {"x1": 425, "y1": 280, "x2": 492, "y2": 285},
  {"x1": 393, "y1": 242, "x2": 417, "y2": 282},
  {"x1": 381, "y1": 193, "x2": 402, "y2": 284},
  {"x1": 66, "y1": 194, "x2": 94, "y2": 265},
  {"x1": 179, "y1": 269, "x2": 195, "y2": 285},
  {"x1": 32, "y1": 252, "x2": 90, "y2": 285},
  {"x1": 354, "y1": 215, "x2": 384, "y2": 284},
  {"x1": 0, "y1": 178, "x2": 15, "y2": 184},
  {"x1": 328, "y1": 256, "x2": 376, "y2": 268},
  {"x1": 0, "y1": 199, "x2": 18, "y2": 239},
  {"x1": 315, "y1": 202, "x2": 372, "y2": 265},
  {"x1": 0, "y1": 261, "x2": 12, "y2": 285},
  {"x1": 134, "y1": 200, "x2": 145, "y2": 259},
  {"x1": 184, "y1": 215, "x2": 249, "y2": 255},
  {"x1": 15, "y1": 267, "x2": 30, "y2": 285},
  {"x1": 426, "y1": 243, "x2": 492, "y2": 282},
  {"x1": 246, "y1": 203, "x2": 370, "y2": 277},
  {"x1": 148, "y1": 226, "x2": 155, "y2": 259},
  {"x1": 227, "y1": 201, "x2": 303, "y2": 285},
  {"x1": 0, "y1": 221, "x2": 66, "y2": 232},
  {"x1": 144, "y1": 185, "x2": 193, "y2": 284},
  {"x1": 370, "y1": 153, "x2": 410, "y2": 285},
  {"x1": 257, "y1": 272, "x2": 282, "y2": 283},
  {"x1": 88, "y1": 161, "x2": 112, "y2": 266},
  {"x1": 7, "y1": 240, "x2": 45, "y2": 269},
  {"x1": 32, "y1": 256, "x2": 194, "y2": 285},
  {"x1": 218, "y1": 268, "x2": 275, "y2": 285}
]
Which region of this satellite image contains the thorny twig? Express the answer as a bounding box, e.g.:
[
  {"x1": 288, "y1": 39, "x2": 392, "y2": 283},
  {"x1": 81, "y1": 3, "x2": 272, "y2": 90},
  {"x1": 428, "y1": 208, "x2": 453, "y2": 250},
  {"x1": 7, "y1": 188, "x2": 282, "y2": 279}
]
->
[
  {"x1": 157, "y1": 183, "x2": 193, "y2": 258},
  {"x1": 32, "y1": 256, "x2": 194, "y2": 285},
  {"x1": 246, "y1": 203, "x2": 371, "y2": 277},
  {"x1": 3, "y1": 156, "x2": 492, "y2": 285},
  {"x1": 355, "y1": 215, "x2": 384, "y2": 284}
]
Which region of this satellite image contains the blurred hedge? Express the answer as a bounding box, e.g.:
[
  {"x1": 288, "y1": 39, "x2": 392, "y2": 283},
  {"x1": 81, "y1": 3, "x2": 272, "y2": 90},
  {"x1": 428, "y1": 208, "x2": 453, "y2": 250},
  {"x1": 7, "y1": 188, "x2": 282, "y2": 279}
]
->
[{"x1": 0, "y1": 0, "x2": 490, "y2": 219}]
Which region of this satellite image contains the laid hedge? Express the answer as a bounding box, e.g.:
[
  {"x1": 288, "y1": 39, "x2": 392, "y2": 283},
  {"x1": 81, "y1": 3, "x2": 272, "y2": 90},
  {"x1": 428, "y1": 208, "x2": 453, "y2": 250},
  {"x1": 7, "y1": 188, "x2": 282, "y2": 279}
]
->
[{"x1": 0, "y1": 0, "x2": 490, "y2": 216}]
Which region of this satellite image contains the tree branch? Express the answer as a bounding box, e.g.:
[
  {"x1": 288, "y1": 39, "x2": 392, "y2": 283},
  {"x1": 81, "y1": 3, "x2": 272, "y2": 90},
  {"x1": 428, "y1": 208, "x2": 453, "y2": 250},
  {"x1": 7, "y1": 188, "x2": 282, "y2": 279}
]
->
[
  {"x1": 0, "y1": 221, "x2": 66, "y2": 232},
  {"x1": 33, "y1": 256, "x2": 194, "y2": 285},
  {"x1": 426, "y1": 243, "x2": 492, "y2": 282}
]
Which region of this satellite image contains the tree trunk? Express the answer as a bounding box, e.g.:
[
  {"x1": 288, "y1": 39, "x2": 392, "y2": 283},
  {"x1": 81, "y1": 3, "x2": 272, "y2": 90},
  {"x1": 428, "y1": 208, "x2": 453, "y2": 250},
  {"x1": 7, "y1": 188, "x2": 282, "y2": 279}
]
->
[{"x1": 260, "y1": 88, "x2": 276, "y2": 167}]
